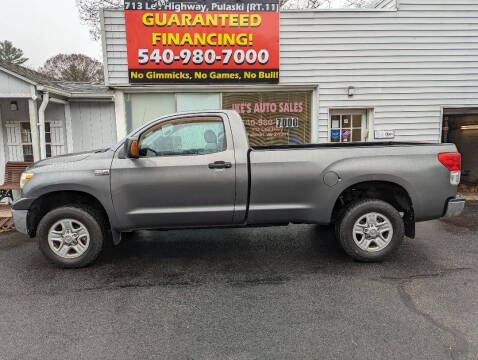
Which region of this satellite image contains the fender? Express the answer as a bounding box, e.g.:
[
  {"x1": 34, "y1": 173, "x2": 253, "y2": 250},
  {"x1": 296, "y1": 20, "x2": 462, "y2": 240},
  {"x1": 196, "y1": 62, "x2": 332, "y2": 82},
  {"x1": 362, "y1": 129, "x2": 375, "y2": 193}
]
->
[{"x1": 318, "y1": 156, "x2": 419, "y2": 223}]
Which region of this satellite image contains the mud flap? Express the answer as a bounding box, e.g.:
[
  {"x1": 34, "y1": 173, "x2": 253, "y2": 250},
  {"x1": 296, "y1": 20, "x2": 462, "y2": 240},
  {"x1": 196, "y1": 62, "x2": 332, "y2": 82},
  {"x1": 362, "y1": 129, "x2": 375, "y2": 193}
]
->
[
  {"x1": 111, "y1": 229, "x2": 122, "y2": 245},
  {"x1": 404, "y1": 210, "x2": 415, "y2": 239}
]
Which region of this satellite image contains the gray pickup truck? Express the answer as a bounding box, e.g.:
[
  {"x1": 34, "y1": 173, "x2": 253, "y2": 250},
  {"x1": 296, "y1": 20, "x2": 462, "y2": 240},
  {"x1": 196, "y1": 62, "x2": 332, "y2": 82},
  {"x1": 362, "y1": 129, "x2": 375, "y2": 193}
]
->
[{"x1": 12, "y1": 110, "x2": 464, "y2": 268}]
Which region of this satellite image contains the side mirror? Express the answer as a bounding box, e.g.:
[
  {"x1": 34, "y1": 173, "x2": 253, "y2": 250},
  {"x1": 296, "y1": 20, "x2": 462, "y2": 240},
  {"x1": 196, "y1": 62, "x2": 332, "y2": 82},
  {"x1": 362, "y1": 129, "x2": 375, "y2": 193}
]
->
[{"x1": 124, "y1": 137, "x2": 139, "y2": 158}]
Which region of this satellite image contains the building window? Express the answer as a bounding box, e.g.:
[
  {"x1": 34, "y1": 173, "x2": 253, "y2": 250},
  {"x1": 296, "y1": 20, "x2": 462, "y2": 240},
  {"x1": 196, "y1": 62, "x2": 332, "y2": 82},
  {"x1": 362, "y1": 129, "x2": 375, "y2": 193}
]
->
[
  {"x1": 222, "y1": 91, "x2": 312, "y2": 146},
  {"x1": 330, "y1": 110, "x2": 366, "y2": 143},
  {"x1": 20, "y1": 123, "x2": 34, "y2": 162},
  {"x1": 176, "y1": 93, "x2": 221, "y2": 112},
  {"x1": 125, "y1": 93, "x2": 221, "y2": 132},
  {"x1": 20, "y1": 122, "x2": 52, "y2": 161}
]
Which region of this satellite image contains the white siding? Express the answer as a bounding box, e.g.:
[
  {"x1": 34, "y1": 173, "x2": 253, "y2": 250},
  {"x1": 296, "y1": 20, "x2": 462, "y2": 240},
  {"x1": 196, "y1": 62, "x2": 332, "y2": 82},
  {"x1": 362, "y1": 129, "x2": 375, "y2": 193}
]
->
[
  {"x1": 103, "y1": 0, "x2": 478, "y2": 143},
  {"x1": 5, "y1": 122, "x2": 23, "y2": 161},
  {"x1": 45, "y1": 103, "x2": 67, "y2": 156},
  {"x1": 0, "y1": 71, "x2": 32, "y2": 98},
  {"x1": 0, "y1": 99, "x2": 29, "y2": 165},
  {"x1": 70, "y1": 102, "x2": 117, "y2": 152}
]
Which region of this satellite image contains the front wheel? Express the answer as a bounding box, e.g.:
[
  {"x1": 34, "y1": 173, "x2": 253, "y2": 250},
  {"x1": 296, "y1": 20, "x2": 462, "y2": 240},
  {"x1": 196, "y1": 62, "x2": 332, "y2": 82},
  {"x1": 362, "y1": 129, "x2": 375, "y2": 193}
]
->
[
  {"x1": 37, "y1": 206, "x2": 105, "y2": 268},
  {"x1": 336, "y1": 199, "x2": 405, "y2": 262}
]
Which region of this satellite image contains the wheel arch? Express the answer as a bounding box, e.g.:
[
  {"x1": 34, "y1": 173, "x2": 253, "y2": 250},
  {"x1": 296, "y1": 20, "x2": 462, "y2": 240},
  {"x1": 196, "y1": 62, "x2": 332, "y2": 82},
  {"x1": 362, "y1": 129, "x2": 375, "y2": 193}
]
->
[
  {"x1": 331, "y1": 180, "x2": 415, "y2": 238},
  {"x1": 26, "y1": 190, "x2": 112, "y2": 238}
]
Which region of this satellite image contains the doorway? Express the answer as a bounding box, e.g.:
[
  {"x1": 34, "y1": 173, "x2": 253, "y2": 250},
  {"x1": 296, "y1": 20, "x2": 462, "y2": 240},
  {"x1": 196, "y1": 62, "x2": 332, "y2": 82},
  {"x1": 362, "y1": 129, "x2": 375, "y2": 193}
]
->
[{"x1": 443, "y1": 108, "x2": 478, "y2": 197}]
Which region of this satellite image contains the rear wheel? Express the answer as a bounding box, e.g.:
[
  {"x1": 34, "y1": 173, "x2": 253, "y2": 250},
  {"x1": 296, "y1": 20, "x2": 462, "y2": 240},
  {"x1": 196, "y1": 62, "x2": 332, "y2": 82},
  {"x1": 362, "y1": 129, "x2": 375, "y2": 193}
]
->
[
  {"x1": 336, "y1": 199, "x2": 404, "y2": 262},
  {"x1": 37, "y1": 206, "x2": 105, "y2": 268}
]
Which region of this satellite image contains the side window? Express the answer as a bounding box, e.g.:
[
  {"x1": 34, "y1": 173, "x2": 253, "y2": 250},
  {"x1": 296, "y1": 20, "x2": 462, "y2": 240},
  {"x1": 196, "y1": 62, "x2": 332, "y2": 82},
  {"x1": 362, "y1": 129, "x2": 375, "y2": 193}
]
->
[{"x1": 138, "y1": 117, "x2": 226, "y2": 157}]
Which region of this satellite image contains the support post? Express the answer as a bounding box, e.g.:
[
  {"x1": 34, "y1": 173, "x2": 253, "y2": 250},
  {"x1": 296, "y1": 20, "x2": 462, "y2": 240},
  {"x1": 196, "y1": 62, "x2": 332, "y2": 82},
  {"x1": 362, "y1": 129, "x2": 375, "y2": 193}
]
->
[
  {"x1": 64, "y1": 102, "x2": 74, "y2": 153},
  {"x1": 38, "y1": 92, "x2": 49, "y2": 159},
  {"x1": 28, "y1": 98, "x2": 40, "y2": 162},
  {"x1": 114, "y1": 90, "x2": 127, "y2": 140}
]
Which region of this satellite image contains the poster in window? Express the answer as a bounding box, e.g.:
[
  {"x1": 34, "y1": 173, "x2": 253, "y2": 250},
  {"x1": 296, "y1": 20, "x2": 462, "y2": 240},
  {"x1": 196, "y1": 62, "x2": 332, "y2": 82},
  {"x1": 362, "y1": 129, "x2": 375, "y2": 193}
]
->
[
  {"x1": 222, "y1": 92, "x2": 311, "y2": 146},
  {"x1": 342, "y1": 129, "x2": 351, "y2": 142},
  {"x1": 331, "y1": 129, "x2": 340, "y2": 141}
]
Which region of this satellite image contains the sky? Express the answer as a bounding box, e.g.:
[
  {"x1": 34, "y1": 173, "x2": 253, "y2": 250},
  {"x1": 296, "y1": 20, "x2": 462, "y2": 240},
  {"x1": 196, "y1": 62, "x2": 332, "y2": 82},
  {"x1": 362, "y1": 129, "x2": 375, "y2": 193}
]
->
[
  {"x1": 0, "y1": 0, "x2": 362, "y2": 70},
  {"x1": 0, "y1": 0, "x2": 101, "y2": 69}
]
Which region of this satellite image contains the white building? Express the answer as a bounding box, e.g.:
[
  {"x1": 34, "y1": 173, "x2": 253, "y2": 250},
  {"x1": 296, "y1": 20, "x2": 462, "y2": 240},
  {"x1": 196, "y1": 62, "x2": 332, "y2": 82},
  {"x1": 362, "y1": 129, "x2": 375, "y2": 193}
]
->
[
  {"x1": 1, "y1": 0, "x2": 478, "y2": 183},
  {"x1": 0, "y1": 60, "x2": 118, "y2": 182}
]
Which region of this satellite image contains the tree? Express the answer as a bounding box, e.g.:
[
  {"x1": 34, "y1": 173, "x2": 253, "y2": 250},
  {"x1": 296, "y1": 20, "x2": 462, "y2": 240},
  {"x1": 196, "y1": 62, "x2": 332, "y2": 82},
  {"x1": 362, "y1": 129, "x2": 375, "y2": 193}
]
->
[
  {"x1": 281, "y1": 0, "x2": 331, "y2": 9},
  {"x1": 343, "y1": 0, "x2": 375, "y2": 8},
  {"x1": 281, "y1": 0, "x2": 374, "y2": 8},
  {"x1": 0, "y1": 40, "x2": 28, "y2": 65},
  {"x1": 38, "y1": 54, "x2": 104, "y2": 82},
  {"x1": 76, "y1": 0, "x2": 122, "y2": 41},
  {"x1": 77, "y1": 0, "x2": 377, "y2": 39}
]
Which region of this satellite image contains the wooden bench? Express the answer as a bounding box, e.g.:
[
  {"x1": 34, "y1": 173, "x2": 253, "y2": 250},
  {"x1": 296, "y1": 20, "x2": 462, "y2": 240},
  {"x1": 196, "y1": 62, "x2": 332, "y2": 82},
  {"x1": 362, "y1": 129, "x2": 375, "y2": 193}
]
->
[{"x1": 0, "y1": 162, "x2": 33, "y2": 202}]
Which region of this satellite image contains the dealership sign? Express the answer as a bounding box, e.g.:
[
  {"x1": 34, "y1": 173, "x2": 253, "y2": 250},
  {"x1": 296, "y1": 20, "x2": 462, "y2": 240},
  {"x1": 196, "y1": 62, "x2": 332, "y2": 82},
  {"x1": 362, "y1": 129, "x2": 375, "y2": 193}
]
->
[
  {"x1": 222, "y1": 92, "x2": 311, "y2": 146},
  {"x1": 124, "y1": 0, "x2": 280, "y2": 84}
]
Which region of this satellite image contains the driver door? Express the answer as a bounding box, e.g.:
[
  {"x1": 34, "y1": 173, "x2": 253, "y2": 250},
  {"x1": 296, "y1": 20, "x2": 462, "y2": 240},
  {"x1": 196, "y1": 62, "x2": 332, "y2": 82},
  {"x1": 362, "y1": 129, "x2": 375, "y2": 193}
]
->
[{"x1": 110, "y1": 115, "x2": 236, "y2": 230}]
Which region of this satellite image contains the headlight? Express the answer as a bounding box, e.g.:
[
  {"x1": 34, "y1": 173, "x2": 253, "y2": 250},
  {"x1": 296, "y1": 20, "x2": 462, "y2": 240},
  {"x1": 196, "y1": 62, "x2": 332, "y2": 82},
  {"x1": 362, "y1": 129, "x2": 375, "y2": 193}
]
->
[{"x1": 20, "y1": 172, "x2": 34, "y2": 189}]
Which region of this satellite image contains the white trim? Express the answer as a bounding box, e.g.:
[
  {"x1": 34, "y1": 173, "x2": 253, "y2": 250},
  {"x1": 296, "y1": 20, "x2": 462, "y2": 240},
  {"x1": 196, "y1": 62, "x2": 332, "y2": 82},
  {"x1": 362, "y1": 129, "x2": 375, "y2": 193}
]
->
[
  {"x1": 443, "y1": 107, "x2": 478, "y2": 115},
  {"x1": 5, "y1": 121, "x2": 23, "y2": 161},
  {"x1": 329, "y1": 108, "x2": 369, "y2": 143},
  {"x1": 37, "y1": 85, "x2": 114, "y2": 101},
  {"x1": 0, "y1": 67, "x2": 37, "y2": 86},
  {"x1": 439, "y1": 106, "x2": 444, "y2": 143},
  {"x1": 114, "y1": 90, "x2": 127, "y2": 139},
  {"x1": 0, "y1": 105, "x2": 5, "y2": 182},
  {"x1": 38, "y1": 92, "x2": 49, "y2": 160},
  {"x1": 112, "y1": 84, "x2": 318, "y2": 93},
  {"x1": 64, "y1": 102, "x2": 74, "y2": 153},
  {"x1": 28, "y1": 99, "x2": 40, "y2": 162},
  {"x1": 311, "y1": 86, "x2": 319, "y2": 143},
  {"x1": 30, "y1": 85, "x2": 37, "y2": 101},
  {"x1": 366, "y1": 108, "x2": 375, "y2": 142},
  {"x1": 49, "y1": 97, "x2": 68, "y2": 105},
  {"x1": 100, "y1": 8, "x2": 110, "y2": 87},
  {"x1": 0, "y1": 94, "x2": 35, "y2": 99}
]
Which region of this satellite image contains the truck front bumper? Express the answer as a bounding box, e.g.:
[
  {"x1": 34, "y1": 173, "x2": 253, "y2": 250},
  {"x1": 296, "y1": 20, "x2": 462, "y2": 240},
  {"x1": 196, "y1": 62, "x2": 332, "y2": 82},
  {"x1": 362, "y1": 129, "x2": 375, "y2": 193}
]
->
[
  {"x1": 12, "y1": 209, "x2": 28, "y2": 235},
  {"x1": 444, "y1": 198, "x2": 466, "y2": 218}
]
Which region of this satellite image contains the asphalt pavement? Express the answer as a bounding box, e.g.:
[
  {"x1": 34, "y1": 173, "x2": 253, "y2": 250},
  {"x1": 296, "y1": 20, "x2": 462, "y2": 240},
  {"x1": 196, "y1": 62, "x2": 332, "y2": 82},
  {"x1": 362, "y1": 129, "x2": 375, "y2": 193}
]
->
[{"x1": 0, "y1": 203, "x2": 477, "y2": 360}]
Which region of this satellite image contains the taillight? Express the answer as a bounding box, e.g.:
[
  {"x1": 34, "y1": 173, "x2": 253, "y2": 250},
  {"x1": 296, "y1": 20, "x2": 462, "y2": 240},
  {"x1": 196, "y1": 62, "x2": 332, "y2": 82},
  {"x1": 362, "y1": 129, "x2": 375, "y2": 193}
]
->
[
  {"x1": 438, "y1": 153, "x2": 461, "y2": 171},
  {"x1": 438, "y1": 152, "x2": 461, "y2": 185}
]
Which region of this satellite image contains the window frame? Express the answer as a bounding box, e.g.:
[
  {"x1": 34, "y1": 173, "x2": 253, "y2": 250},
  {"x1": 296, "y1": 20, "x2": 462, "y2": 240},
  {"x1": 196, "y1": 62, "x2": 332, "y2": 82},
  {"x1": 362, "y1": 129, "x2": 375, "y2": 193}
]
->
[
  {"x1": 329, "y1": 109, "x2": 367, "y2": 143},
  {"x1": 20, "y1": 121, "x2": 53, "y2": 161},
  {"x1": 137, "y1": 116, "x2": 228, "y2": 158}
]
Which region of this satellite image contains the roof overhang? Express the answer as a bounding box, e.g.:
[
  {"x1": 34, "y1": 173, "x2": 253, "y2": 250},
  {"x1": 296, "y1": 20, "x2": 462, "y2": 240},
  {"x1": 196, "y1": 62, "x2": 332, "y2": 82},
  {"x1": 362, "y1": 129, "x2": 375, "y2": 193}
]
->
[{"x1": 0, "y1": 66, "x2": 114, "y2": 101}]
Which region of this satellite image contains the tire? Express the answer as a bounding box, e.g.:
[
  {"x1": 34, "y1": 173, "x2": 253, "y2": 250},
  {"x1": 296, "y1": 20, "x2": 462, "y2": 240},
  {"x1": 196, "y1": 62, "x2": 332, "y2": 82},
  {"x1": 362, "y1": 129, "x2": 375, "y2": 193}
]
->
[
  {"x1": 37, "y1": 206, "x2": 105, "y2": 268},
  {"x1": 336, "y1": 199, "x2": 404, "y2": 262}
]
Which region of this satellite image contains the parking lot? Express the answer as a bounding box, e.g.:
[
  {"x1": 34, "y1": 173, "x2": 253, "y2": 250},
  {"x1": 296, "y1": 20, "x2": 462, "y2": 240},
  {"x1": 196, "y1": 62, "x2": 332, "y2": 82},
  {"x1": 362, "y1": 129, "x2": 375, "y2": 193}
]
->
[{"x1": 0, "y1": 203, "x2": 477, "y2": 360}]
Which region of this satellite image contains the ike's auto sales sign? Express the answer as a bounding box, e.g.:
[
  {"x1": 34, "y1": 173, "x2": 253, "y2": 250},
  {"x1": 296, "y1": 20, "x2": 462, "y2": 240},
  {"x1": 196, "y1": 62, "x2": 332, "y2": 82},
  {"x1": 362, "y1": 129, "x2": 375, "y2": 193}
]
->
[{"x1": 124, "y1": 0, "x2": 280, "y2": 84}]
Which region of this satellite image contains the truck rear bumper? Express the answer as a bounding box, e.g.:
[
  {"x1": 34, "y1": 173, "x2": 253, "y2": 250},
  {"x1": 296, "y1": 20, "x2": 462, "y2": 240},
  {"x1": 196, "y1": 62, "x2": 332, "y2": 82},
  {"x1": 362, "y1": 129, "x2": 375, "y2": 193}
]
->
[
  {"x1": 444, "y1": 198, "x2": 466, "y2": 218},
  {"x1": 12, "y1": 209, "x2": 28, "y2": 235}
]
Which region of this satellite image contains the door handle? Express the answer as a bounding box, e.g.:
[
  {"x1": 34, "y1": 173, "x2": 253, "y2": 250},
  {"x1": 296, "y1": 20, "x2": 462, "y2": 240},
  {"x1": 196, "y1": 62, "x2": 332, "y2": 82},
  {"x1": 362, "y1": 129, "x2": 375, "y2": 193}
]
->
[{"x1": 208, "y1": 161, "x2": 232, "y2": 169}]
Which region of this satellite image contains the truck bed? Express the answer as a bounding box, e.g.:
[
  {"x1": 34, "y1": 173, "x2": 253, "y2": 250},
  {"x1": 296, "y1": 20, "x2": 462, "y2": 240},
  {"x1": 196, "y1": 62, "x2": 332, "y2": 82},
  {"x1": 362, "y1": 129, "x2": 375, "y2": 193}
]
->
[
  {"x1": 247, "y1": 141, "x2": 458, "y2": 226},
  {"x1": 252, "y1": 141, "x2": 450, "y2": 151}
]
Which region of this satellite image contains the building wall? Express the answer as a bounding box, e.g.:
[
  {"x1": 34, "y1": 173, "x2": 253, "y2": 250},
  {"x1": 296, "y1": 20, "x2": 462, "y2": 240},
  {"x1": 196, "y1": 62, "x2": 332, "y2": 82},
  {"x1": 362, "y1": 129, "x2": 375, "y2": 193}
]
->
[
  {"x1": 0, "y1": 99, "x2": 30, "y2": 182},
  {"x1": 45, "y1": 103, "x2": 67, "y2": 157},
  {"x1": 70, "y1": 102, "x2": 117, "y2": 152},
  {"x1": 103, "y1": 0, "x2": 478, "y2": 143},
  {"x1": 0, "y1": 71, "x2": 32, "y2": 98},
  {"x1": 0, "y1": 100, "x2": 68, "y2": 163}
]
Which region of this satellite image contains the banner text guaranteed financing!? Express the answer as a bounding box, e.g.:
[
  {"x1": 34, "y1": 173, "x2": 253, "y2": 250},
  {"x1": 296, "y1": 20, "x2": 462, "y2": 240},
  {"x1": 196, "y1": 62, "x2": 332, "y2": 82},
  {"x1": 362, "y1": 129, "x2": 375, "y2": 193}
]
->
[{"x1": 124, "y1": 0, "x2": 280, "y2": 84}]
